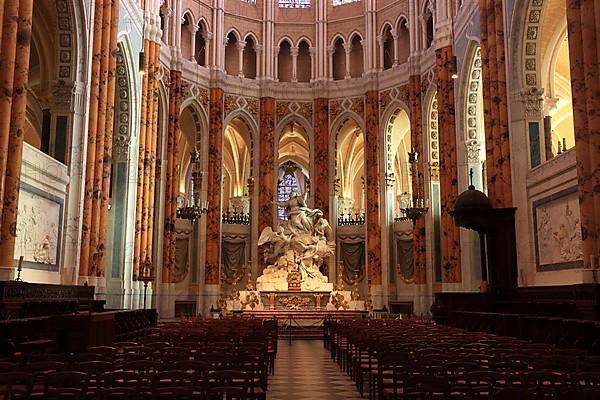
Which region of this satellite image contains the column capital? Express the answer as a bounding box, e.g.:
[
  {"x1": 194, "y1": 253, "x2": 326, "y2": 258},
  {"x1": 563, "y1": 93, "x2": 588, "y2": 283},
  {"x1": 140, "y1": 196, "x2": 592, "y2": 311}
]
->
[
  {"x1": 187, "y1": 24, "x2": 199, "y2": 34},
  {"x1": 203, "y1": 31, "x2": 213, "y2": 40},
  {"x1": 290, "y1": 46, "x2": 299, "y2": 57},
  {"x1": 343, "y1": 43, "x2": 352, "y2": 53},
  {"x1": 236, "y1": 41, "x2": 246, "y2": 51},
  {"x1": 160, "y1": 5, "x2": 173, "y2": 17},
  {"x1": 254, "y1": 43, "x2": 263, "y2": 52},
  {"x1": 327, "y1": 45, "x2": 336, "y2": 55},
  {"x1": 309, "y1": 46, "x2": 317, "y2": 54}
]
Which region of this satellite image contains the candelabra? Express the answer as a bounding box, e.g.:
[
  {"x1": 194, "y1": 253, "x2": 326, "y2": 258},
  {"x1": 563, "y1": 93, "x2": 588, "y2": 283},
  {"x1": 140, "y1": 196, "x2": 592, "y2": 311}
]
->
[
  {"x1": 138, "y1": 258, "x2": 154, "y2": 309},
  {"x1": 177, "y1": 148, "x2": 209, "y2": 221},
  {"x1": 401, "y1": 149, "x2": 429, "y2": 221}
]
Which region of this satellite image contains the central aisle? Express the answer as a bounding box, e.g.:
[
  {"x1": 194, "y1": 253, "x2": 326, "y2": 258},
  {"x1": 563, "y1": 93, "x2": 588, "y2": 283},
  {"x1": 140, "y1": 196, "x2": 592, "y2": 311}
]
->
[{"x1": 268, "y1": 340, "x2": 363, "y2": 400}]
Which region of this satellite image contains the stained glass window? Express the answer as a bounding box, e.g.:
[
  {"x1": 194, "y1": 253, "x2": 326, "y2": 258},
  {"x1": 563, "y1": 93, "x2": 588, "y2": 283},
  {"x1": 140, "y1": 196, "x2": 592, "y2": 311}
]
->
[
  {"x1": 279, "y1": 0, "x2": 311, "y2": 8},
  {"x1": 278, "y1": 172, "x2": 299, "y2": 220},
  {"x1": 333, "y1": 0, "x2": 360, "y2": 5}
]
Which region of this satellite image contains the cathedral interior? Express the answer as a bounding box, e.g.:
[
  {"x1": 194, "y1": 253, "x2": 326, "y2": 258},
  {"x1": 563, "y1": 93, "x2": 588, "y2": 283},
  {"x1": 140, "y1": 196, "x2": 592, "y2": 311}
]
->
[{"x1": 0, "y1": 0, "x2": 599, "y2": 397}]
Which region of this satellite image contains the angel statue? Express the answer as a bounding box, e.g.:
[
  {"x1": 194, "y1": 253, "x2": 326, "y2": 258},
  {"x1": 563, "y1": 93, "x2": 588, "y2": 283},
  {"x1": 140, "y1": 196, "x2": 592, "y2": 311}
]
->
[{"x1": 257, "y1": 191, "x2": 335, "y2": 292}]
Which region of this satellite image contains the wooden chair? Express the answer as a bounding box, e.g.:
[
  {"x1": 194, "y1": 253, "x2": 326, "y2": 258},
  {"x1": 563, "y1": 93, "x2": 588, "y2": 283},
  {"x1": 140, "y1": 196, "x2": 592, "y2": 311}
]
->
[
  {"x1": 0, "y1": 371, "x2": 34, "y2": 400},
  {"x1": 97, "y1": 387, "x2": 137, "y2": 400},
  {"x1": 45, "y1": 371, "x2": 89, "y2": 400}
]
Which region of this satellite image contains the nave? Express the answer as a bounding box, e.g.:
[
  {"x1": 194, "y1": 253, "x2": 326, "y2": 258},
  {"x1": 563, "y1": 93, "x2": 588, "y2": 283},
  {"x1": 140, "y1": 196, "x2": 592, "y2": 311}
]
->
[{"x1": 269, "y1": 340, "x2": 362, "y2": 400}]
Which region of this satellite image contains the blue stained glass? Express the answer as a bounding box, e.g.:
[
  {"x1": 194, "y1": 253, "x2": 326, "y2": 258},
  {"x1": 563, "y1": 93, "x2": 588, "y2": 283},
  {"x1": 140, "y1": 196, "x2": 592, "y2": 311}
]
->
[
  {"x1": 333, "y1": 0, "x2": 360, "y2": 5},
  {"x1": 278, "y1": 172, "x2": 299, "y2": 220},
  {"x1": 279, "y1": 0, "x2": 311, "y2": 8}
]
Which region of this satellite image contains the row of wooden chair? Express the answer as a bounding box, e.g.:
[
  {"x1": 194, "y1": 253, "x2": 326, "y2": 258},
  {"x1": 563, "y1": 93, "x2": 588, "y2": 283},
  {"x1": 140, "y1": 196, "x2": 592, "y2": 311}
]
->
[
  {"x1": 0, "y1": 318, "x2": 277, "y2": 400},
  {"x1": 325, "y1": 318, "x2": 600, "y2": 399}
]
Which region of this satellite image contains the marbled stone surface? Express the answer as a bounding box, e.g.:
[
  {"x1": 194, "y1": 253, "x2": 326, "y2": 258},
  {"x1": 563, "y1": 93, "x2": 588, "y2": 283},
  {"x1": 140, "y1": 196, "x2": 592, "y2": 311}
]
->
[
  {"x1": 365, "y1": 91, "x2": 382, "y2": 285},
  {"x1": 205, "y1": 88, "x2": 224, "y2": 284},
  {"x1": 0, "y1": 0, "x2": 34, "y2": 268},
  {"x1": 436, "y1": 46, "x2": 461, "y2": 283},
  {"x1": 258, "y1": 97, "x2": 276, "y2": 273},
  {"x1": 566, "y1": 0, "x2": 600, "y2": 268},
  {"x1": 409, "y1": 75, "x2": 427, "y2": 284},
  {"x1": 162, "y1": 70, "x2": 182, "y2": 283},
  {"x1": 313, "y1": 98, "x2": 329, "y2": 220}
]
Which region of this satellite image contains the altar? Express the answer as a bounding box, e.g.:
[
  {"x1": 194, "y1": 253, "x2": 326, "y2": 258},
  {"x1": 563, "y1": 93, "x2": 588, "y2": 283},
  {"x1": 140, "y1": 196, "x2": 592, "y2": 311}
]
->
[{"x1": 222, "y1": 191, "x2": 368, "y2": 316}]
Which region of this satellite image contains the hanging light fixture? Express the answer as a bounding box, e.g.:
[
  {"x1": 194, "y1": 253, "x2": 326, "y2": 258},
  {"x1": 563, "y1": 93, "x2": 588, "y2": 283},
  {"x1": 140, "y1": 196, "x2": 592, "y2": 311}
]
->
[
  {"x1": 451, "y1": 56, "x2": 459, "y2": 80},
  {"x1": 177, "y1": 148, "x2": 209, "y2": 221},
  {"x1": 400, "y1": 149, "x2": 429, "y2": 220}
]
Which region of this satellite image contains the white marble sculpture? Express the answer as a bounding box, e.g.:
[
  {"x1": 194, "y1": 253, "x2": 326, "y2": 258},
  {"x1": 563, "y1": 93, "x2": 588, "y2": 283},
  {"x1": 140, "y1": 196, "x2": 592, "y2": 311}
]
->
[{"x1": 257, "y1": 191, "x2": 334, "y2": 292}]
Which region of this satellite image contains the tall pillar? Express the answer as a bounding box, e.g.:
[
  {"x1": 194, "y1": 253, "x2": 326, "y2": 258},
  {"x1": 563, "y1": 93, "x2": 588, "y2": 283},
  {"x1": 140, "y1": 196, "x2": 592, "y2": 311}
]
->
[
  {"x1": 163, "y1": 70, "x2": 182, "y2": 283},
  {"x1": 313, "y1": 98, "x2": 329, "y2": 221},
  {"x1": 0, "y1": 0, "x2": 20, "y2": 211},
  {"x1": 327, "y1": 46, "x2": 334, "y2": 79},
  {"x1": 258, "y1": 97, "x2": 275, "y2": 273},
  {"x1": 204, "y1": 88, "x2": 223, "y2": 284},
  {"x1": 479, "y1": 0, "x2": 513, "y2": 209},
  {"x1": 133, "y1": 39, "x2": 161, "y2": 280},
  {"x1": 365, "y1": 90, "x2": 382, "y2": 285},
  {"x1": 189, "y1": 24, "x2": 198, "y2": 62},
  {"x1": 343, "y1": 43, "x2": 351, "y2": 79},
  {"x1": 566, "y1": 0, "x2": 600, "y2": 268},
  {"x1": 309, "y1": 47, "x2": 316, "y2": 81},
  {"x1": 254, "y1": 43, "x2": 262, "y2": 78},
  {"x1": 291, "y1": 46, "x2": 299, "y2": 82},
  {"x1": 237, "y1": 41, "x2": 245, "y2": 77},
  {"x1": 435, "y1": 46, "x2": 461, "y2": 283},
  {"x1": 96, "y1": 0, "x2": 120, "y2": 276},
  {"x1": 203, "y1": 31, "x2": 212, "y2": 67},
  {"x1": 392, "y1": 31, "x2": 399, "y2": 67},
  {"x1": 88, "y1": 0, "x2": 114, "y2": 277},
  {"x1": 79, "y1": 0, "x2": 105, "y2": 278},
  {"x1": 0, "y1": 0, "x2": 34, "y2": 269},
  {"x1": 409, "y1": 75, "x2": 426, "y2": 284}
]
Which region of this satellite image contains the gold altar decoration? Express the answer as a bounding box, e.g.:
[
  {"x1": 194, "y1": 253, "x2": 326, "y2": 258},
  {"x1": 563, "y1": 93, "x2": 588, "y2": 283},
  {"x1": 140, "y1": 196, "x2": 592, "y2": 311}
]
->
[
  {"x1": 351, "y1": 284, "x2": 361, "y2": 301},
  {"x1": 286, "y1": 252, "x2": 301, "y2": 291},
  {"x1": 331, "y1": 292, "x2": 349, "y2": 310},
  {"x1": 245, "y1": 267, "x2": 254, "y2": 291},
  {"x1": 336, "y1": 261, "x2": 344, "y2": 291},
  {"x1": 241, "y1": 291, "x2": 259, "y2": 310},
  {"x1": 278, "y1": 295, "x2": 313, "y2": 310},
  {"x1": 268, "y1": 293, "x2": 277, "y2": 310},
  {"x1": 229, "y1": 285, "x2": 240, "y2": 301},
  {"x1": 314, "y1": 294, "x2": 324, "y2": 310}
]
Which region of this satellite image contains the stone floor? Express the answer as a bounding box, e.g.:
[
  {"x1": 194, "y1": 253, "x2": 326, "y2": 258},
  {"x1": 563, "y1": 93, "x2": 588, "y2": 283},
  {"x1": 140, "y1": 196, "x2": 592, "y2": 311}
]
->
[{"x1": 267, "y1": 340, "x2": 363, "y2": 400}]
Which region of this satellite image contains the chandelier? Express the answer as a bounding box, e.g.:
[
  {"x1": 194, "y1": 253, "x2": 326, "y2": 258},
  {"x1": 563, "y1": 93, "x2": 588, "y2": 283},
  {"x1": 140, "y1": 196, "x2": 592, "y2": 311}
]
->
[
  {"x1": 400, "y1": 149, "x2": 429, "y2": 221},
  {"x1": 177, "y1": 148, "x2": 209, "y2": 221}
]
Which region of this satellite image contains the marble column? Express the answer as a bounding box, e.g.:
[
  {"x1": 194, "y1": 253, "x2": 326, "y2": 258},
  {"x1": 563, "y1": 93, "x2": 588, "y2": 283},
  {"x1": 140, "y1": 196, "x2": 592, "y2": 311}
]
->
[
  {"x1": 133, "y1": 38, "x2": 151, "y2": 280},
  {"x1": 145, "y1": 41, "x2": 161, "y2": 269},
  {"x1": 204, "y1": 88, "x2": 223, "y2": 284},
  {"x1": 80, "y1": 0, "x2": 106, "y2": 277},
  {"x1": 88, "y1": 0, "x2": 114, "y2": 276},
  {"x1": 365, "y1": 90, "x2": 382, "y2": 285},
  {"x1": 479, "y1": 0, "x2": 513, "y2": 208},
  {"x1": 313, "y1": 98, "x2": 329, "y2": 221},
  {"x1": 0, "y1": 0, "x2": 20, "y2": 213},
  {"x1": 291, "y1": 46, "x2": 298, "y2": 82},
  {"x1": 566, "y1": 0, "x2": 600, "y2": 268},
  {"x1": 237, "y1": 41, "x2": 245, "y2": 77},
  {"x1": 96, "y1": 0, "x2": 120, "y2": 276},
  {"x1": 258, "y1": 97, "x2": 275, "y2": 273},
  {"x1": 163, "y1": 70, "x2": 182, "y2": 283},
  {"x1": 189, "y1": 24, "x2": 198, "y2": 62},
  {"x1": 409, "y1": 75, "x2": 426, "y2": 284},
  {"x1": 344, "y1": 43, "x2": 351, "y2": 79},
  {"x1": 436, "y1": 46, "x2": 461, "y2": 283},
  {"x1": 0, "y1": 0, "x2": 34, "y2": 268}
]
